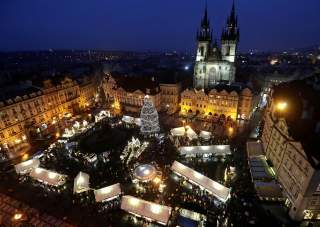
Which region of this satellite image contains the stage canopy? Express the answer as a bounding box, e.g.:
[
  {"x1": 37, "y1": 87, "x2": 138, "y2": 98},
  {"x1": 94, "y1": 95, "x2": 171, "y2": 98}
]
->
[
  {"x1": 94, "y1": 183, "x2": 122, "y2": 202},
  {"x1": 121, "y1": 195, "x2": 172, "y2": 226},
  {"x1": 171, "y1": 161, "x2": 230, "y2": 203},
  {"x1": 15, "y1": 158, "x2": 40, "y2": 175},
  {"x1": 29, "y1": 168, "x2": 66, "y2": 187},
  {"x1": 73, "y1": 171, "x2": 90, "y2": 194},
  {"x1": 179, "y1": 145, "x2": 231, "y2": 157},
  {"x1": 170, "y1": 126, "x2": 198, "y2": 140}
]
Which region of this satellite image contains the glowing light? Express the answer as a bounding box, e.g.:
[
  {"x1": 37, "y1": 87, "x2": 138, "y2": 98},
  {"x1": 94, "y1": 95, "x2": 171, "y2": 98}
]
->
[
  {"x1": 150, "y1": 204, "x2": 162, "y2": 214},
  {"x1": 153, "y1": 177, "x2": 161, "y2": 184},
  {"x1": 143, "y1": 169, "x2": 150, "y2": 175},
  {"x1": 35, "y1": 168, "x2": 43, "y2": 174},
  {"x1": 276, "y1": 102, "x2": 287, "y2": 111},
  {"x1": 13, "y1": 213, "x2": 22, "y2": 220},
  {"x1": 228, "y1": 127, "x2": 234, "y2": 134},
  {"x1": 22, "y1": 153, "x2": 29, "y2": 161},
  {"x1": 55, "y1": 132, "x2": 60, "y2": 138},
  {"x1": 194, "y1": 172, "x2": 203, "y2": 179},
  {"x1": 129, "y1": 198, "x2": 140, "y2": 206},
  {"x1": 48, "y1": 172, "x2": 57, "y2": 179}
]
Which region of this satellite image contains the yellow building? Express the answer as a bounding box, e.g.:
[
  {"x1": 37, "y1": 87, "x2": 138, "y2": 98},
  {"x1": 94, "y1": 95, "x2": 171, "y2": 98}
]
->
[
  {"x1": 261, "y1": 77, "x2": 320, "y2": 221},
  {"x1": 180, "y1": 87, "x2": 253, "y2": 120},
  {"x1": 102, "y1": 74, "x2": 161, "y2": 113},
  {"x1": 0, "y1": 76, "x2": 97, "y2": 158}
]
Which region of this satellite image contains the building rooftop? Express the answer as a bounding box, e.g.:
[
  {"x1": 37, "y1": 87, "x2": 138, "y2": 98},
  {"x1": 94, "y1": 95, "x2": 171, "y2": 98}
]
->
[
  {"x1": 112, "y1": 75, "x2": 160, "y2": 95},
  {"x1": 272, "y1": 74, "x2": 320, "y2": 166}
]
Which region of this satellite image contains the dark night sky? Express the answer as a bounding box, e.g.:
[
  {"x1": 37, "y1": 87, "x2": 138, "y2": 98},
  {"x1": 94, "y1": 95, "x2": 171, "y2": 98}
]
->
[{"x1": 1, "y1": 0, "x2": 319, "y2": 53}]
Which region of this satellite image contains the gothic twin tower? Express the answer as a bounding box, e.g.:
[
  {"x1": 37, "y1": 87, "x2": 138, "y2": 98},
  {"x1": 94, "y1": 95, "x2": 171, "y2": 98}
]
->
[{"x1": 194, "y1": 1, "x2": 239, "y2": 90}]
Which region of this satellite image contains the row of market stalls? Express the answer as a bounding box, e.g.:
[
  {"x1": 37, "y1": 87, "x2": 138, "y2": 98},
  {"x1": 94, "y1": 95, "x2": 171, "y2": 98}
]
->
[
  {"x1": 14, "y1": 159, "x2": 172, "y2": 225},
  {"x1": 179, "y1": 145, "x2": 231, "y2": 158},
  {"x1": 170, "y1": 126, "x2": 215, "y2": 144},
  {"x1": 171, "y1": 161, "x2": 231, "y2": 203},
  {"x1": 246, "y1": 141, "x2": 283, "y2": 201}
]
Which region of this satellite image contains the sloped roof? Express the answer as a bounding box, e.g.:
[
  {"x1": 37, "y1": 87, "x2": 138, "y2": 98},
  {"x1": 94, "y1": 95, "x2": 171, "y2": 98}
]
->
[
  {"x1": 171, "y1": 161, "x2": 230, "y2": 202},
  {"x1": 121, "y1": 195, "x2": 172, "y2": 225}
]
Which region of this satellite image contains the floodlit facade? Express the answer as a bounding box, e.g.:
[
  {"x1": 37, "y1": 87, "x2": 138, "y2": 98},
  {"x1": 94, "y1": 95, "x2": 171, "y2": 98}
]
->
[
  {"x1": 180, "y1": 87, "x2": 253, "y2": 120},
  {"x1": 193, "y1": 2, "x2": 239, "y2": 89},
  {"x1": 121, "y1": 195, "x2": 172, "y2": 226},
  {"x1": 94, "y1": 183, "x2": 122, "y2": 203},
  {"x1": 14, "y1": 158, "x2": 40, "y2": 175},
  {"x1": 29, "y1": 167, "x2": 66, "y2": 187},
  {"x1": 171, "y1": 161, "x2": 230, "y2": 202},
  {"x1": 0, "y1": 76, "x2": 97, "y2": 157},
  {"x1": 261, "y1": 77, "x2": 320, "y2": 221},
  {"x1": 73, "y1": 171, "x2": 90, "y2": 194}
]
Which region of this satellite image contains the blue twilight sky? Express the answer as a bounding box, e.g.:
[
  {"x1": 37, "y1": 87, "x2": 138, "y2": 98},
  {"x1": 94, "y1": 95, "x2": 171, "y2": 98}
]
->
[{"x1": 0, "y1": 0, "x2": 319, "y2": 53}]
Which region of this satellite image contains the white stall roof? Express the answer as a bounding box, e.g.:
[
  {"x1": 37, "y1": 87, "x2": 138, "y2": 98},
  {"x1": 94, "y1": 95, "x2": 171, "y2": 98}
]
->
[
  {"x1": 171, "y1": 161, "x2": 230, "y2": 203},
  {"x1": 29, "y1": 168, "x2": 66, "y2": 187},
  {"x1": 122, "y1": 115, "x2": 134, "y2": 124},
  {"x1": 73, "y1": 171, "x2": 90, "y2": 194},
  {"x1": 15, "y1": 158, "x2": 40, "y2": 175},
  {"x1": 121, "y1": 195, "x2": 172, "y2": 226},
  {"x1": 199, "y1": 131, "x2": 212, "y2": 140},
  {"x1": 170, "y1": 126, "x2": 198, "y2": 140},
  {"x1": 179, "y1": 145, "x2": 231, "y2": 156},
  {"x1": 94, "y1": 183, "x2": 122, "y2": 202}
]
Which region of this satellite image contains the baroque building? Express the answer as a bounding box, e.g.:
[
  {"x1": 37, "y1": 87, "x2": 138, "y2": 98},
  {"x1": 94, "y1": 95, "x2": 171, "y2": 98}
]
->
[
  {"x1": 261, "y1": 76, "x2": 320, "y2": 221},
  {"x1": 194, "y1": 1, "x2": 239, "y2": 89},
  {"x1": 180, "y1": 85, "x2": 253, "y2": 120},
  {"x1": 0, "y1": 76, "x2": 97, "y2": 158},
  {"x1": 102, "y1": 74, "x2": 162, "y2": 113}
]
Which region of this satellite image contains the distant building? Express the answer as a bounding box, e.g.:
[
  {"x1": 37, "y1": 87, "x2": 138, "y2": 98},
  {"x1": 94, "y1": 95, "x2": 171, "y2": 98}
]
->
[
  {"x1": 261, "y1": 75, "x2": 320, "y2": 221},
  {"x1": 193, "y1": 2, "x2": 239, "y2": 89},
  {"x1": 102, "y1": 74, "x2": 161, "y2": 113},
  {"x1": 0, "y1": 76, "x2": 97, "y2": 158},
  {"x1": 159, "y1": 82, "x2": 181, "y2": 113},
  {"x1": 180, "y1": 86, "x2": 254, "y2": 120}
]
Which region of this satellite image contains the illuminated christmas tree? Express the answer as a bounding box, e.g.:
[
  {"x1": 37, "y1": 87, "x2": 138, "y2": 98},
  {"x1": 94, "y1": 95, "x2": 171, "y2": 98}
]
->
[{"x1": 140, "y1": 95, "x2": 160, "y2": 136}]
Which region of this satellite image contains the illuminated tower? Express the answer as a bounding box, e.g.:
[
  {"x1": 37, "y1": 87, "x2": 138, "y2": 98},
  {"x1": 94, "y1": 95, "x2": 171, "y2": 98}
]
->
[
  {"x1": 221, "y1": 0, "x2": 239, "y2": 63},
  {"x1": 194, "y1": 4, "x2": 212, "y2": 89}
]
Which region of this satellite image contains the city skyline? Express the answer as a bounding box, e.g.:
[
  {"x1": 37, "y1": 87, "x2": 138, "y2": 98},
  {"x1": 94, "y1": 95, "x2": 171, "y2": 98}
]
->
[{"x1": 1, "y1": 0, "x2": 320, "y2": 53}]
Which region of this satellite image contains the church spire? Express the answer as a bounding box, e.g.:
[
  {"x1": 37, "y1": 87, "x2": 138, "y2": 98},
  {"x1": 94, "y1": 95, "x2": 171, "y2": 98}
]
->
[
  {"x1": 197, "y1": 1, "x2": 212, "y2": 42},
  {"x1": 222, "y1": 0, "x2": 239, "y2": 42}
]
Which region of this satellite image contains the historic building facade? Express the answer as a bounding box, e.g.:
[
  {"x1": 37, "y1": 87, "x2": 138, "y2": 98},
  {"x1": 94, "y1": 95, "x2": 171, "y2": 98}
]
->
[
  {"x1": 0, "y1": 76, "x2": 97, "y2": 158},
  {"x1": 194, "y1": 2, "x2": 239, "y2": 89},
  {"x1": 261, "y1": 77, "x2": 320, "y2": 221},
  {"x1": 159, "y1": 82, "x2": 181, "y2": 114},
  {"x1": 180, "y1": 87, "x2": 253, "y2": 120},
  {"x1": 102, "y1": 74, "x2": 162, "y2": 113}
]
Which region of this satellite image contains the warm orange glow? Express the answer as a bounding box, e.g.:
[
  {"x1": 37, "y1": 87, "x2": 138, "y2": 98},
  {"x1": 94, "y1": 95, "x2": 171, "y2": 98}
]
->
[
  {"x1": 55, "y1": 132, "x2": 60, "y2": 138},
  {"x1": 153, "y1": 177, "x2": 161, "y2": 184},
  {"x1": 276, "y1": 102, "x2": 287, "y2": 111},
  {"x1": 22, "y1": 153, "x2": 29, "y2": 161},
  {"x1": 228, "y1": 127, "x2": 234, "y2": 134},
  {"x1": 13, "y1": 213, "x2": 22, "y2": 220}
]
